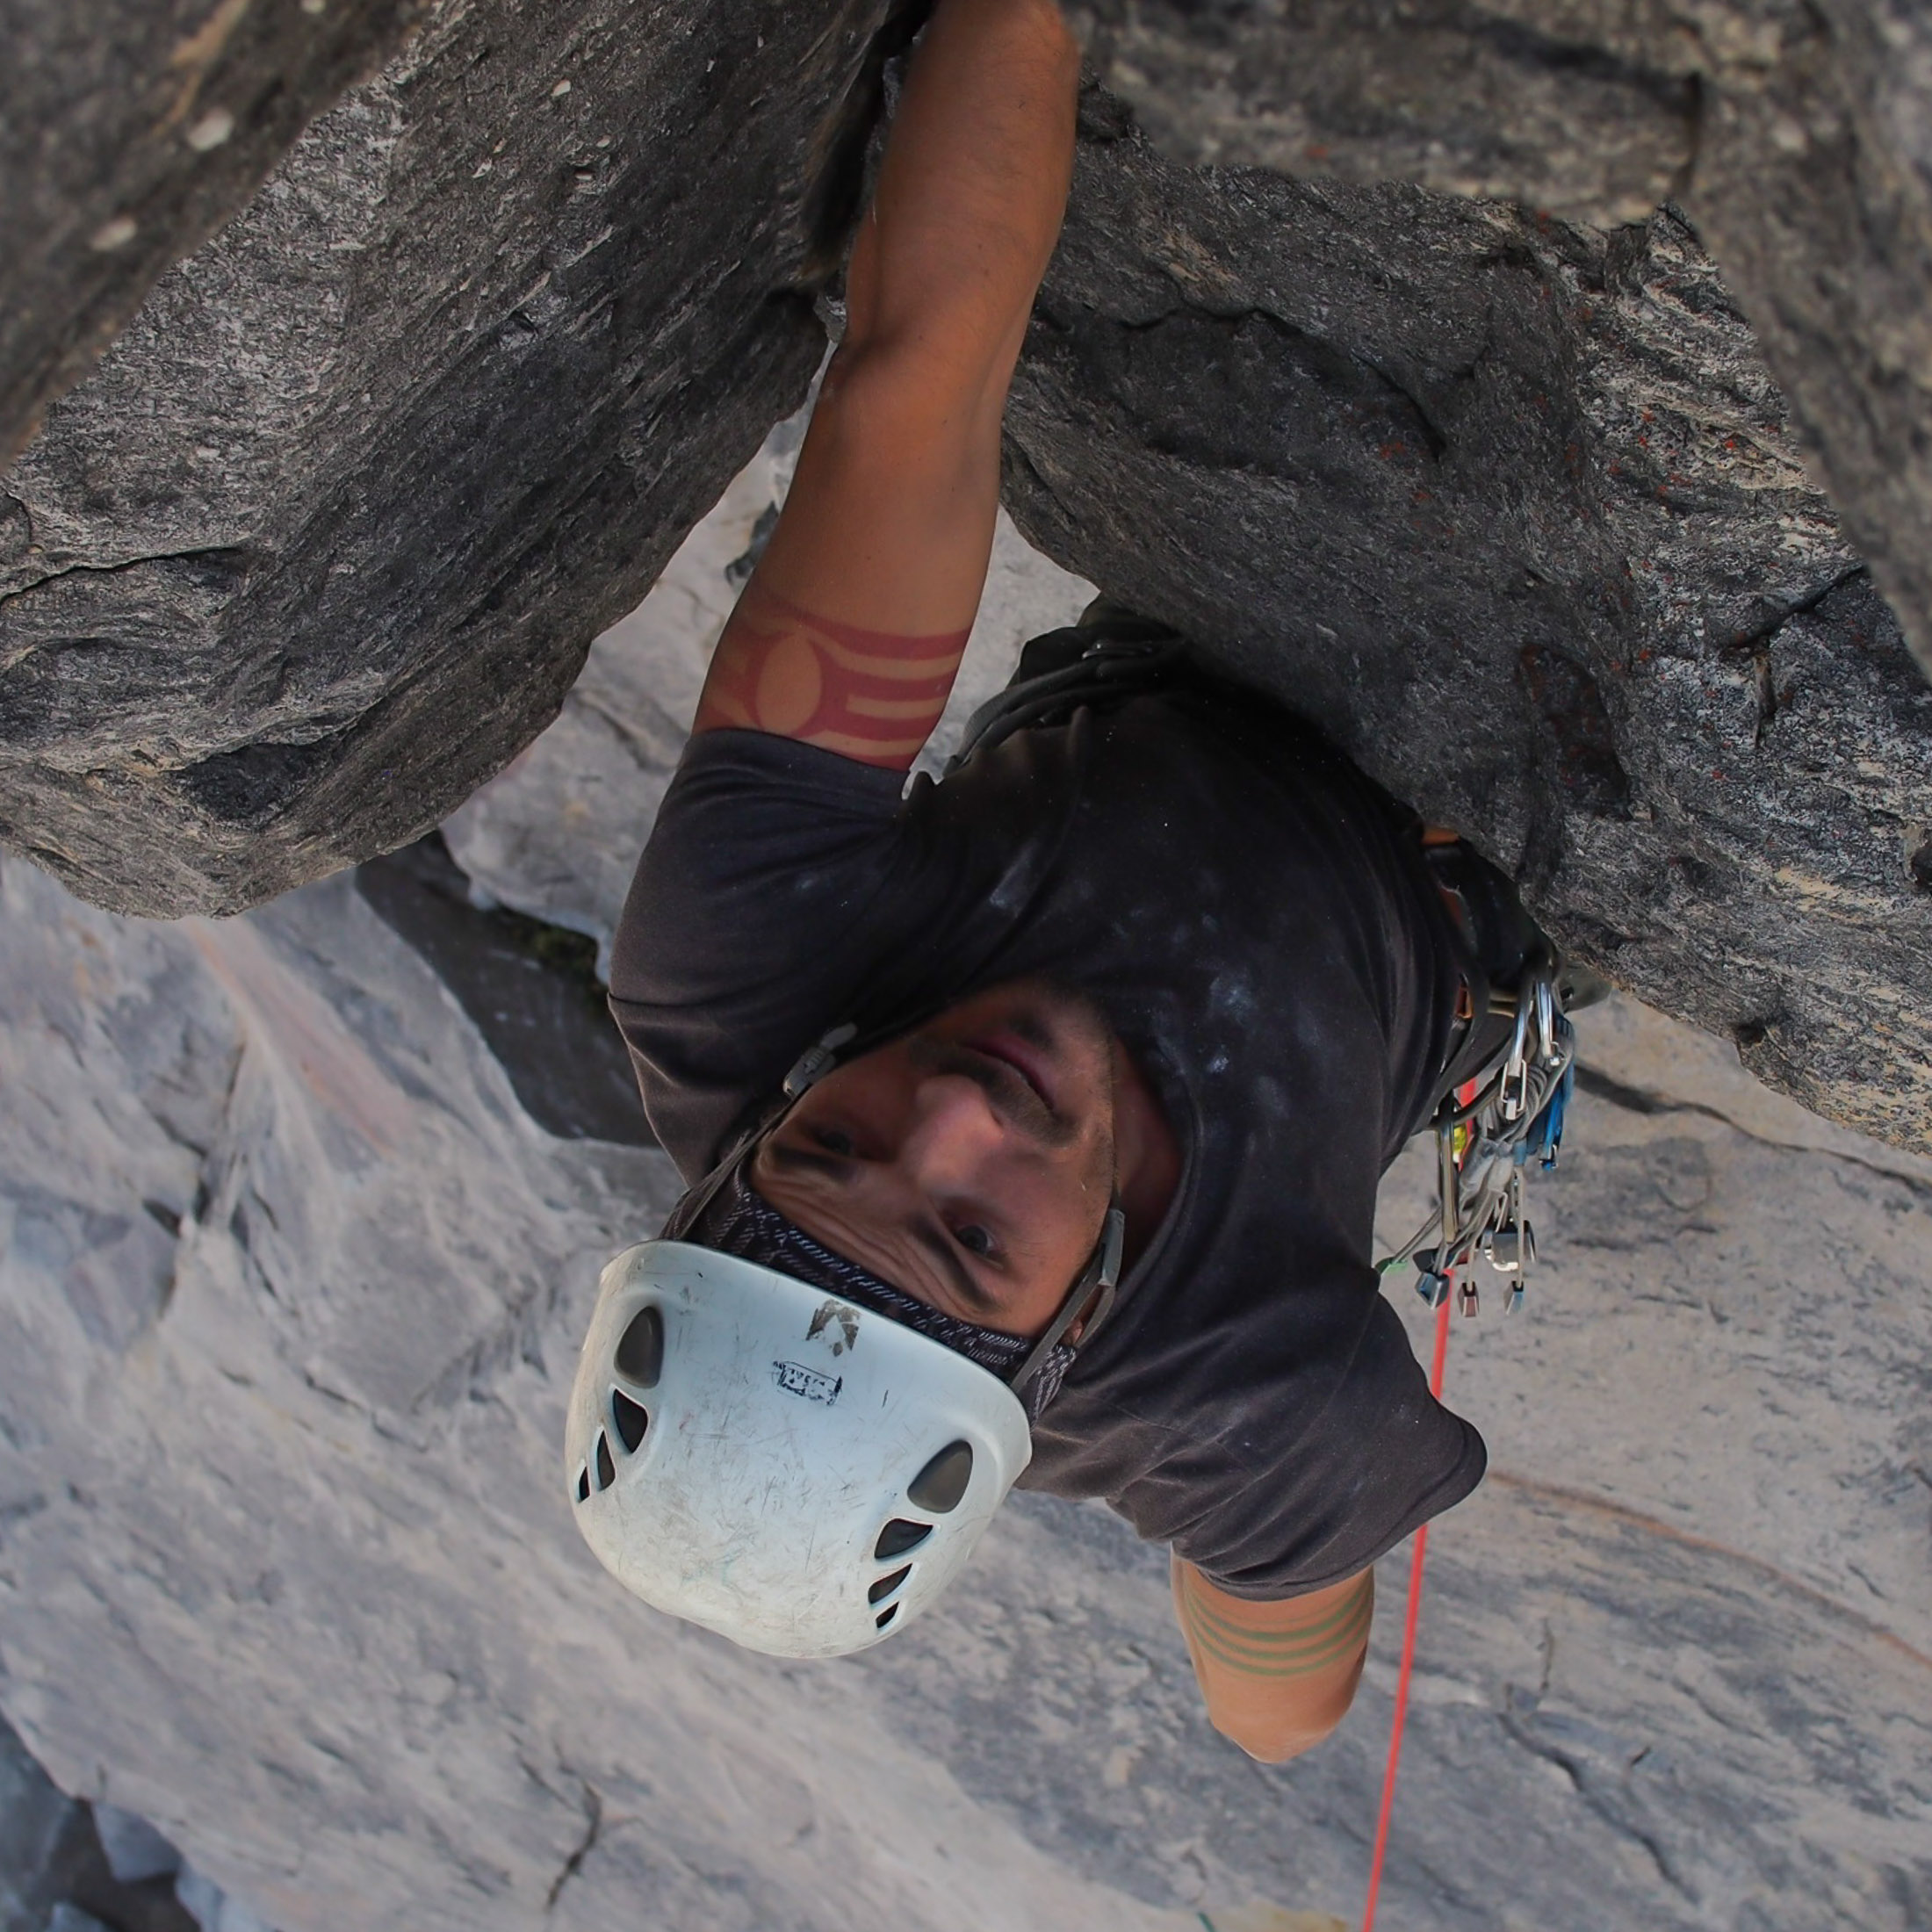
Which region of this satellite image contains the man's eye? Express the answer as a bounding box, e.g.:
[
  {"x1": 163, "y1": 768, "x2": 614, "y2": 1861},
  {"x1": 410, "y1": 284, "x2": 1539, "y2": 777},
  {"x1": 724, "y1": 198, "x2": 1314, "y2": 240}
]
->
[
  {"x1": 810, "y1": 1127, "x2": 856, "y2": 1157},
  {"x1": 953, "y1": 1224, "x2": 995, "y2": 1259}
]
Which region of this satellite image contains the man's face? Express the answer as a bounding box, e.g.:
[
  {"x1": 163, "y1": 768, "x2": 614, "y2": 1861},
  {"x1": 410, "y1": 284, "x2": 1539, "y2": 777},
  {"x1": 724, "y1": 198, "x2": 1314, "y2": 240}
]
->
[{"x1": 750, "y1": 978, "x2": 1118, "y2": 1337}]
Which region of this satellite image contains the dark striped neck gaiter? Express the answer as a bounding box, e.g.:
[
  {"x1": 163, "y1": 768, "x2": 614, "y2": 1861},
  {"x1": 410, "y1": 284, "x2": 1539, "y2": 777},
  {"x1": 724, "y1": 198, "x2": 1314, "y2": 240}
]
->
[{"x1": 668, "y1": 1160, "x2": 1076, "y2": 1419}]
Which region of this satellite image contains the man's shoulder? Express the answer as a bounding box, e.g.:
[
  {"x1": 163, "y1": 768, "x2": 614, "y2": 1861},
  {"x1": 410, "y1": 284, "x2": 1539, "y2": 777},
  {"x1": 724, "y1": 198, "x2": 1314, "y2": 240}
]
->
[{"x1": 1023, "y1": 1264, "x2": 1485, "y2": 1592}]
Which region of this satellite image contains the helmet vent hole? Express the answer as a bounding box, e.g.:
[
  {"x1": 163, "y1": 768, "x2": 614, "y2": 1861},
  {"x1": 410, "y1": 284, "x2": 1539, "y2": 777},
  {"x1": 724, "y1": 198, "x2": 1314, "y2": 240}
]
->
[
  {"x1": 615, "y1": 1304, "x2": 664, "y2": 1388},
  {"x1": 575, "y1": 1467, "x2": 590, "y2": 1504},
  {"x1": 874, "y1": 1518, "x2": 932, "y2": 1561},
  {"x1": 595, "y1": 1432, "x2": 616, "y2": 1491},
  {"x1": 611, "y1": 1388, "x2": 649, "y2": 1453},
  {"x1": 909, "y1": 1440, "x2": 973, "y2": 1513},
  {"x1": 869, "y1": 1565, "x2": 912, "y2": 1606},
  {"x1": 875, "y1": 1604, "x2": 899, "y2": 1631}
]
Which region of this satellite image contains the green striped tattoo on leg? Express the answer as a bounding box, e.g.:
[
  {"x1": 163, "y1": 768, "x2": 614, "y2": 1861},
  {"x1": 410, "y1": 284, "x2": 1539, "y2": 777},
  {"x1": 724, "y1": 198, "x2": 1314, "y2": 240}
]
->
[{"x1": 1179, "y1": 1570, "x2": 1373, "y2": 1679}]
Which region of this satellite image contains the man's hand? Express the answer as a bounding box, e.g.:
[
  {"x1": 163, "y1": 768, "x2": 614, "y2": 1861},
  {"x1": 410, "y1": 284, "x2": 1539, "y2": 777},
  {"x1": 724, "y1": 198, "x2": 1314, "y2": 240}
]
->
[
  {"x1": 693, "y1": 0, "x2": 1080, "y2": 768},
  {"x1": 1171, "y1": 1557, "x2": 1373, "y2": 1763}
]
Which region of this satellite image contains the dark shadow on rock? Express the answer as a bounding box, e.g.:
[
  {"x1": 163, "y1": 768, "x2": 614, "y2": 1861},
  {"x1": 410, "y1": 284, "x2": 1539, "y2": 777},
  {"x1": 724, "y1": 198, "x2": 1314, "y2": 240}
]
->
[
  {"x1": 0, "y1": 1708, "x2": 199, "y2": 1932},
  {"x1": 355, "y1": 834, "x2": 653, "y2": 1148}
]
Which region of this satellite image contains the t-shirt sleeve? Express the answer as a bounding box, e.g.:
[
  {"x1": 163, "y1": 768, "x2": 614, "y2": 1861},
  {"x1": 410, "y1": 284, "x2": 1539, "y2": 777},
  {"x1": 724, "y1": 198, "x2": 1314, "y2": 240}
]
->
[
  {"x1": 1148, "y1": 1297, "x2": 1485, "y2": 1600},
  {"x1": 606, "y1": 729, "x2": 912, "y2": 1179}
]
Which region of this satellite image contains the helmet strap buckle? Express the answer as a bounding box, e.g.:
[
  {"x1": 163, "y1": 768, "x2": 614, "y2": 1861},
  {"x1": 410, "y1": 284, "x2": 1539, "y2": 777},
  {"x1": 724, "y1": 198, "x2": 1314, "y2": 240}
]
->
[
  {"x1": 782, "y1": 1022, "x2": 859, "y2": 1099},
  {"x1": 1009, "y1": 1201, "x2": 1127, "y2": 1395}
]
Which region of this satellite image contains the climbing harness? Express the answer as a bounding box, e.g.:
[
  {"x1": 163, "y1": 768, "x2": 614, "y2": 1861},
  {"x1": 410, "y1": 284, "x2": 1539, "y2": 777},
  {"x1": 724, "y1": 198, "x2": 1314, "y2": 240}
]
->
[
  {"x1": 944, "y1": 605, "x2": 1193, "y2": 774},
  {"x1": 955, "y1": 600, "x2": 1582, "y2": 1330}
]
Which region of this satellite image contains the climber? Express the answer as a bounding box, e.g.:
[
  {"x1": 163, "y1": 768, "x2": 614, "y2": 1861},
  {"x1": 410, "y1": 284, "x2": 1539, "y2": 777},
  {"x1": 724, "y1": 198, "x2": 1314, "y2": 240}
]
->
[{"x1": 566, "y1": 0, "x2": 1538, "y2": 1763}]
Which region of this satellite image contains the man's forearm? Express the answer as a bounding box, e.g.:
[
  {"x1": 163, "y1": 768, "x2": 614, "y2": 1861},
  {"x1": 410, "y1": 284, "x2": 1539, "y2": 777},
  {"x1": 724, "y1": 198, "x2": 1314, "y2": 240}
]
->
[
  {"x1": 746, "y1": 0, "x2": 1078, "y2": 631},
  {"x1": 693, "y1": 0, "x2": 1079, "y2": 761},
  {"x1": 844, "y1": 0, "x2": 1079, "y2": 398}
]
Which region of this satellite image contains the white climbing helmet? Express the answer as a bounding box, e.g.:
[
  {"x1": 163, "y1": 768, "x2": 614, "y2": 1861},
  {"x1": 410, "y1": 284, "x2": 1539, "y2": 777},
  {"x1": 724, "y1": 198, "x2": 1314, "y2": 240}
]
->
[{"x1": 566, "y1": 1239, "x2": 1034, "y2": 1657}]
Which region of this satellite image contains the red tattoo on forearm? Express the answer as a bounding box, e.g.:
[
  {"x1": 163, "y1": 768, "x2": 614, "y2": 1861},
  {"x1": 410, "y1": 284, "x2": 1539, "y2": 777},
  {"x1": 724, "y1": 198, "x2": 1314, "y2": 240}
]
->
[{"x1": 695, "y1": 583, "x2": 970, "y2": 768}]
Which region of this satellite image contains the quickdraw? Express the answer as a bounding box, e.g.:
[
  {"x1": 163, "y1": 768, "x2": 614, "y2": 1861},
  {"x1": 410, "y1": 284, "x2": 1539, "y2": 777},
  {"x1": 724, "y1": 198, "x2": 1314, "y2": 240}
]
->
[{"x1": 1380, "y1": 962, "x2": 1576, "y2": 1317}]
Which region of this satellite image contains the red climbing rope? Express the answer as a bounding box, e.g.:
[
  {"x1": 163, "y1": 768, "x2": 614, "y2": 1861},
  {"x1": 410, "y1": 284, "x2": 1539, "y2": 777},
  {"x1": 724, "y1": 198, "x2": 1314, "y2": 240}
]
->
[{"x1": 1359, "y1": 1282, "x2": 1454, "y2": 1932}]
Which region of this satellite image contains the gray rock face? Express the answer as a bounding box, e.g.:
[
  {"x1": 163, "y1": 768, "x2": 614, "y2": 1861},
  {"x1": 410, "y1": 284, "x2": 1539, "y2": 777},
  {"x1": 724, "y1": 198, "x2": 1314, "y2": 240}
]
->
[
  {"x1": 0, "y1": 851, "x2": 1195, "y2": 1932},
  {"x1": 0, "y1": 0, "x2": 426, "y2": 467},
  {"x1": 6, "y1": 14, "x2": 1930, "y2": 1927},
  {"x1": 1004, "y1": 97, "x2": 1932, "y2": 1150},
  {"x1": 0, "y1": 0, "x2": 898, "y2": 917},
  {"x1": 1068, "y1": 0, "x2": 1702, "y2": 222},
  {"x1": 6, "y1": 484, "x2": 1927, "y2": 1932},
  {"x1": 1064, "y1": 0, "x2": 1932, "y2": 683},
  {"x1": 11, "y1": 33, "x2": 1928, "y2": 1174},
  {"x1": 441, "y1": 405, "x2": 1097, "y2": 964},
  {"x1": 3, "y1": 802, "x2": 1929, "y2": 1929},
  {"x1": 5, "y1": 0, "x2": 1929, "y2": 1184},
  {"x1": 0, "y1": 1711, "x2": 200, "y2": 1932}
]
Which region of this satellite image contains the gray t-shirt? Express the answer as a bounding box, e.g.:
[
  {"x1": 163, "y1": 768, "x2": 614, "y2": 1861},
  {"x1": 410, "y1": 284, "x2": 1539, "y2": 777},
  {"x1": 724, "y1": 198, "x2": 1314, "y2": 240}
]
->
[{"x1": 609, "y1": 685, "x2": 1486, "y2": 1597}]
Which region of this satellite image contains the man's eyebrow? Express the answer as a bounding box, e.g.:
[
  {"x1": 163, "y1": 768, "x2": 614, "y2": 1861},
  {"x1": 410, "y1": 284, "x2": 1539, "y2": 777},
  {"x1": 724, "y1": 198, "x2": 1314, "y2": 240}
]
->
[
  {"x1": 765, "y1": 1142, "x2": 854, "y2": 1182},
  {"x1": 909, "y1": 1216, "x2": 1002, "y2": 1317}
]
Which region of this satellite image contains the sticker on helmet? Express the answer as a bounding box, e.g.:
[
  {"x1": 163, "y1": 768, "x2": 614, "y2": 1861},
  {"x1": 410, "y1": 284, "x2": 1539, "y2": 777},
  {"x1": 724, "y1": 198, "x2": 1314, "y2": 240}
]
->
[
  {"x1": 805, "y1": 1300, "x2": 861, "y2": 1355},
  {"x1": 772, "y1": 1360, "x2": 843, "y2": 1404}
]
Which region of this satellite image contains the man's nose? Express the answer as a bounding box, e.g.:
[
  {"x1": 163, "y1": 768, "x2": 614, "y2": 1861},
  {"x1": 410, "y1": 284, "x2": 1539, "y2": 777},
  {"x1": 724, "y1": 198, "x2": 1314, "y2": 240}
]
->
[{"x1": 898, "y1": 1071, "x2": 1006, "y2": 1186}]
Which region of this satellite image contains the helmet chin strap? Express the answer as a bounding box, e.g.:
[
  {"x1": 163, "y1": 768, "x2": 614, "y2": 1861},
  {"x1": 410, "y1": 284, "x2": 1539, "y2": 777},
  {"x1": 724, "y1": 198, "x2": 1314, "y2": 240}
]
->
[
  {"x1": 663, "y1": 1027, "x2": 857, "y2": 1239},
  {"x1": 1008, "y1": 1198, "x2": 1126, "y2": 1395}
]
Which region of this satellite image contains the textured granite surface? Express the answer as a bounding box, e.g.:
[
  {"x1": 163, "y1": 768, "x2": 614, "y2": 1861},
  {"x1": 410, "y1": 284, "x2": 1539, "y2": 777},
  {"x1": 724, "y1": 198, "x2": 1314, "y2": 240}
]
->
[
  {"x1": 0, "y1": 482, "x2": 1926, "y2": 1932},
  {"x1": 0, "y1": 0, "x2": 898, "y2": 914},
  {"x1": 1066, "y1": 0, "x2": 1932, "y2": 684},
  {"x1": 7, "y1": 52, "x2": 1930, "y2": 1170},
  {"x1": 0, "y1": 0, "x2": 425, "y2": 465},
  {"x1": 1001, "y1": 94, "x2": 1932, "y2": 1150}
]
